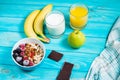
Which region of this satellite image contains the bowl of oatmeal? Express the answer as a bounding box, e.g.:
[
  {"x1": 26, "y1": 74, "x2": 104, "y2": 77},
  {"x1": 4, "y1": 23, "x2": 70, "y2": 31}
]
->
[{"x1": 11, "y1": 38, "x2": 45, "y2": 70}]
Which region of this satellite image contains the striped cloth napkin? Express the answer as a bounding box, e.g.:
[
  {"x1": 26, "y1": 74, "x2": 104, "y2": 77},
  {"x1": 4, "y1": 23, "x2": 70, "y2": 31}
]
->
[{"x1": 86, "y1": 17, "x2": 120, "y2": 80}]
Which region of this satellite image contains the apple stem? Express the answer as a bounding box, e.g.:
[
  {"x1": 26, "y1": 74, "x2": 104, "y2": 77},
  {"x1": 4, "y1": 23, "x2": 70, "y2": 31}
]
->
[{"x1": 75, "y1": 30, "x2": 79, "y2": 34}]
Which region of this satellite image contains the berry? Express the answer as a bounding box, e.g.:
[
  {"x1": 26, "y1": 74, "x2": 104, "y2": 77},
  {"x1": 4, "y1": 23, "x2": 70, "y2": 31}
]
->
[
  {"x1": 23, "y1": 60, "x2": 29, "y2": 66},
  {"x1": 16, "y1": 56, "x2": 22, "y2": 62},
  {"x1": 20, "y1": 48, "x2": 25, "y2": 52},
  {"x1": 18, "y1": 61, "x2": 23, "y2": 65},
  {"x1": 13, "y1": 50, "x2": 18, "y2": 54},
  {"x1": 23, "y1": 56, "x2": 28, "y2": 60},
  {"x1": 19, "y1": 44, "x2": 25, "y2": 48},
  {"x1": 20, "y1": 52, "x2": 25, "y2": 56},
  {"x1": 13, "y1": 53, "x2": 19, "y2": 59},
  {"x1": 29, "y1": 61, "x2": 34, "y2": 66},
  {"x1": 13, "y1": 48, "x2": 21, "y2": 54},
  {"x1": 19, "y1": 44, "x2": 25, "y2": 51}
]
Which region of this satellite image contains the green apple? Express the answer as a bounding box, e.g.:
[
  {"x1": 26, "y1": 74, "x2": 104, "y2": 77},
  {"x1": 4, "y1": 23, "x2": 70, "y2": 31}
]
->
[{"x1": 68, "y1": 30, "x2": 86, "y2": 48}]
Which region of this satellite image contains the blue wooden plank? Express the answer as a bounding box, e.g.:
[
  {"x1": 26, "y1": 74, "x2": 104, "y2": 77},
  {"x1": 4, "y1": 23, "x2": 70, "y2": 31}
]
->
[
  {"x1": 0, "y1": 65, "x2": 86, "y2": 80},
  {"x1": 0, "y1": 65, "x2": 80, "y2": 80},
  {"x1": 0, "y1": 6, "x2": 120, "y2": 19},
  {"x1": 0, "y1": 0, "x2": 120, "y2": 9},
  {"x1": 0, "y1": 2, "x2": 120, "y2": 18},
  {"x1": 0, "y1": 0, "x2": 120, "y2": 79}
]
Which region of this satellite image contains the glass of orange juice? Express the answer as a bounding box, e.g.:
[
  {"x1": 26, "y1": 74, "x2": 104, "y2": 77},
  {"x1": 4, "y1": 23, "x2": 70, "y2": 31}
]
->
[{"x1": 70, "y1": 4, "x2": 88, "y2": 30}]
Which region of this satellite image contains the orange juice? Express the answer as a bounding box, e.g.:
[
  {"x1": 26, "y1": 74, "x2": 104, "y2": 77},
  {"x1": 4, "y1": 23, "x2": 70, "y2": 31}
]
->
[{"x1": 70, "y1": 4, "x2": 88, "y2": 29}]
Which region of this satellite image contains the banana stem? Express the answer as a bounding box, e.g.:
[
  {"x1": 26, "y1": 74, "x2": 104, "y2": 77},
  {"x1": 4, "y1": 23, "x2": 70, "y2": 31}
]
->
[
  {"x1": 39, "y1": 33, "x2": 50, "y2": 43},
  {"x1": 37, "y1": 37, "x2": 50, "y2": 43},
  {"x1": 44, "y1": 38, "x2": 50, "y2": 43},
  {"x1": 40, "y1": 33, "x2": 47, "y2": 39}
]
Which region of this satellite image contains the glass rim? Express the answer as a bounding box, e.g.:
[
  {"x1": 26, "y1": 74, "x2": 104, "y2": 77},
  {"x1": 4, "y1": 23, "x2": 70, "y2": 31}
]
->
[
  {"x1": 70, "y1": 3, "x2": 89, "y2": 18},
  {"x1": 45, "y1": 10, "x2": 65, "y2": 26}
]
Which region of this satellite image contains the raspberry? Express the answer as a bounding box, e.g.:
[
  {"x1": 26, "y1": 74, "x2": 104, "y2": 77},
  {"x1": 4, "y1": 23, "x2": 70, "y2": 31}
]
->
[
  {"x1": 29, "y1": 61, "x2": 34, "y2": 66},
  {"x1": 16, "y1": 56, "x2": 22, "y2": 62},
  {"x1": 20, "y1": 52, "x2": 25, "y2": 56},
  {"x1": 23, "y1": 56, "x2": 28, "y2": 60},
  {"x1": 19, "y1": 44, "x2": 25, "y2": 52},
  {"x1": 19, "y1": 44, "x2": 25, "y2": 48},
  {"x1": 23, "y1": 60, "x2": 29, "y2": 66},
  {"x1": 20, "y1": 47, "x2": 25, "y2": 52}
]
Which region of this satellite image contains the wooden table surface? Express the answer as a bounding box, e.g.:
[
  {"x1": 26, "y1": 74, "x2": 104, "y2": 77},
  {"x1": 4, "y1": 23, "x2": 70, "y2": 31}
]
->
[{"x1": 0, "y1": 0, "x2": 120, "y2": 80}]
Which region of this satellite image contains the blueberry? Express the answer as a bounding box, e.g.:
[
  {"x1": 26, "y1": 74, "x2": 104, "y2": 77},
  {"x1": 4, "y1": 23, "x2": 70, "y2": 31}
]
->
[
  {"x1": 13, "y1": 53, "x2": 19, "y2": 59},
  {"x1": 13, "y1": 50, "x2": 17, "y2": 54},
  {"x1": 23, "y1": 60, "x2": 29, "y2": 66},
  {"x1": 18, "y1": 60, "x2": 23, "y2": 65},
  {"x1": 13, "y1": 48, "x2": 21, "y2": 54}
]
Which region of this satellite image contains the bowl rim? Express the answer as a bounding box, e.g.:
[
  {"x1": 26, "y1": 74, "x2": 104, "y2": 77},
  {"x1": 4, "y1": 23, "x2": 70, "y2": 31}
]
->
[{"x1": 11, "y1": 38, "x2": 46, "y2": 68}]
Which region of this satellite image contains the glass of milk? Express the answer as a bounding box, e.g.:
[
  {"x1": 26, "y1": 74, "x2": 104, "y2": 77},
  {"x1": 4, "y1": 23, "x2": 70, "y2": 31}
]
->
[{"x1": 45, "y1": 11, "x2": 65, "y2": 38}]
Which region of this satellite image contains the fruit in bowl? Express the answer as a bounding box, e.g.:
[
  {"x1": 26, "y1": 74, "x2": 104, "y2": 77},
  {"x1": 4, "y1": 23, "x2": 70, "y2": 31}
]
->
[
  {"x1": 68, "y1": 30, "x2": 86, "y2": 48},
  {"x1": 11, "y1": 38, "x2": 45, "y2": 70}
]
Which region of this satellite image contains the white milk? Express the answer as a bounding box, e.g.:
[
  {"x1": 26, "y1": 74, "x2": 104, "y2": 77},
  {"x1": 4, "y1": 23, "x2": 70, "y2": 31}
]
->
[{"x1": 45, "y1": 11, "x2": 65, "y2": 38}]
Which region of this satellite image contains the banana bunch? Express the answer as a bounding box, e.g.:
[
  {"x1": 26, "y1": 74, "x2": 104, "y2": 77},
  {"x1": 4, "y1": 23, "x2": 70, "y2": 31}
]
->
[{"x1": 24, "y1": 4, "x2": 53, "y2": 43}]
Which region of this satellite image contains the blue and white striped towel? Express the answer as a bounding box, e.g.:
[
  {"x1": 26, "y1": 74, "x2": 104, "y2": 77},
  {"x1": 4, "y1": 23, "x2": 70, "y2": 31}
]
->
[{"x1": 86, "y1": 17, "x2": 120, "y2": 80}]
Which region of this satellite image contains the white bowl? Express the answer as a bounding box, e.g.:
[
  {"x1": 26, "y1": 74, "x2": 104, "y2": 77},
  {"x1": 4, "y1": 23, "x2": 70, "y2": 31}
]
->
[{"x1": 11, "y1": 38, "x2": 46, "y2": 70}]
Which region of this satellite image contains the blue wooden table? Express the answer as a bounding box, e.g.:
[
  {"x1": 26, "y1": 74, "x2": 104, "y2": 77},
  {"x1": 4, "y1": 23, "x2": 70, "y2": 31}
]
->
[{"x1": 0, "y1": 0, "x2": 120, "y2": 80}]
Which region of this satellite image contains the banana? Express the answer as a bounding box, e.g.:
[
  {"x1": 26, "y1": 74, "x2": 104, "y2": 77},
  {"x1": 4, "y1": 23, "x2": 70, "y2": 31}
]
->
[
  {"x1": 24, "y1": 10, "x2": 49, "y2": 43},
  {"x1": 34, "y1": 4, "x2": 53, "y2": 42}
]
